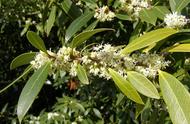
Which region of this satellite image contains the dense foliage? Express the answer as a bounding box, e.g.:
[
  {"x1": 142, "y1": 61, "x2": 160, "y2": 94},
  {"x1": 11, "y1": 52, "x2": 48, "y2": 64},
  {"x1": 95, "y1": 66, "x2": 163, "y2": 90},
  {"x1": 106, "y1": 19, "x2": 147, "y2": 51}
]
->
[{"x1": 1, "y1": 0, "x2": 190, "y2": 124}]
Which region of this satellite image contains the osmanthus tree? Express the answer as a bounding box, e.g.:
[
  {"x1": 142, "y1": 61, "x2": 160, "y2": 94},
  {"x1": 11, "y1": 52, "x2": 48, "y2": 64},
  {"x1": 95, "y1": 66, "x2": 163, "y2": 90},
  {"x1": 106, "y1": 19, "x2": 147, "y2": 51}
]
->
[{"x1": 1, "y1": 0, "x2": 190, "y2": 123}]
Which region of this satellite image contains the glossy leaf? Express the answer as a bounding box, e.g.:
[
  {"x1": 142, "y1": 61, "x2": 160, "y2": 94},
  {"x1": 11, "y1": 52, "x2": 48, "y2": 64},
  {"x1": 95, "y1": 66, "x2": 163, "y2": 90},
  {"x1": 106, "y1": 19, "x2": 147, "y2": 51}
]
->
[
  {"x1": 121, "y1": 28, "x2": 178, "y2": 54},
  {"x1": 76, "y1": 64, "x2": 89, "y2": 85},
  {"x1": 165, "y1": 44, "x2": 190, "y2": 52},
  {"x1": 46, "y1": 6, "x2": 56, "y2": 36},
  {"x1": 108, "y1": 68, "x2": 144, "y2": 104},
  {"x1": 26, "y1": 31, "x2": 47, "y2": 53},
  {"x1": 65, "y1": 11, "x2": 94, "y2": 42},
  {"x1": 17, "y1": 62, "x2": 50, "y2": 123},
  {"x1": 159, "y1": 70, "x2": 190, "y2": 124},
  {"x1": 70, "y1": 28, "x2": 114, "y2": 48},
  {"x1": 0, "y1": 66, "x2": 33, "y2": 94},
  {"x1": 127, "y1": 71, "x2": 160, "y2": 99},
  {"x1": 10, "y1": 52, "x2": 36, "y2": 70},
  {"x1": 139, "y1": 8, "x2": 157, "y2": 25}
]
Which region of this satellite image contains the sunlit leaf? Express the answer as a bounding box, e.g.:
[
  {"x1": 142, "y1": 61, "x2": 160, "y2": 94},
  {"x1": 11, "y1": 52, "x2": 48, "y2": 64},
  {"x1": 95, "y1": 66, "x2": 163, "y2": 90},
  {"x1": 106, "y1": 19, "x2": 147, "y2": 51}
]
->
[
  {"x1": 108, "y1": 68, "x2": 144, "y2": 104},
  {"x1": 10, "y1": 52, "x2": 36, "y2": 70},
  {"x1": 159, "y1": 70, "x2": 190, "y2": 124},
  {"x1": 121, "y1": 28, "x2": 178, "y2": 54},
  {"x1": 127, "y1": 71, "x2": 160, "y2": 99},
  {"x1": 17, "y1": 62, "x2": 50, "y2": 123},
  {"x1": 164, "y1": 44, "x2": 190, "y2": 52}
]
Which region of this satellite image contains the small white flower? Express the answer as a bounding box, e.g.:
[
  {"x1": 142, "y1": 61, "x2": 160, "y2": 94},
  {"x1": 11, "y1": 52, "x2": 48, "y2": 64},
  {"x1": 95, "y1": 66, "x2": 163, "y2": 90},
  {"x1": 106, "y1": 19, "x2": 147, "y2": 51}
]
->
[
  {"x1": 82, "y1": 55, "x2": 91, "y2": 64},
  {"x1": 94, "y1": 6, "x2": 115, "y2": 22},
  {"x1": 164, "y1": 12, "x2": 188, "y2": 28},
  {"x1": 30, "y1": 51, "x2": 52, "y2": 69},
  {"x1": 69, "y1": 61, "x2": 78, "y2": 77},
  {"x1": 47, "y1": 112, "x2": 60, "y2": 120},
  {"x1": 71, "y1": 122, "x2": 77, "y2": 124},
  {"x1": 90, "y1": 52, "x2": 97, "y2": 58}
]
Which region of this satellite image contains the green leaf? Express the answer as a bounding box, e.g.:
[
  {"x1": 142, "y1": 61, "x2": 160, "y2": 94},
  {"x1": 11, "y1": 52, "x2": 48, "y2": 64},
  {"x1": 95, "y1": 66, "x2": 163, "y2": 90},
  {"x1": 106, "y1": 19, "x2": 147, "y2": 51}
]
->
[
  {"x1": 70, "y1": 102, "x2": 85, "y2": 112},
  {"x1": 121, "y1": 28, "x2": 178, "y2": 54},
  {"x1": 116, "y1": 13, "x2": 132, "y2": 21},
  {"x1": 61, "y1": 0, "x2": 82, "y2": 19},
  {"x1": 169, "y1": 0, "x2": 190, "y2": 12},
  {"x1": 93, "y1": 108, "x2": 102, "y2": 119},
  {"x1": 108, "y1": 68, "x2": 144, "y2": 104},
  {"x1": 127, "y1": 71, "x2": 160, "y2": 99},
  {"x1": 81, "y1": 0, "x2": 97, "y2": 9},
  {"x1": 76, "y1": 64, "x2": 89, "y2": 85},
  {"x1": 84, "y1": 20, "x2": 99, "y2": 31},
  {"x1": 176, "y1": 0, "x2": 190, "y2": 12},
  {"x1": 10, "y1": 52, "x2": 36, "y2": 70},
  {"x1": 46, "y1": 6, "x2": 56, "y2": 36},
  {"x1": 21, "y1": 18, "x2": 31, "y2": 36},
  {"x1": 70, "y1": 28, "x2": 114, "y2": 48},
  {"x1": 135, "y1": 99, "x2": 150, "y2": 119},
  {"x1": 0, "y1": 66, "x2": 33, "y2": 94},
  {"x1": 65, "y1": 11, "x2": 94, "y2": 43},
  {"x1": 152, "y1": 6, "x2": 170, "y2": 20},
  {"x1": 26, "y1": 31, "x2": 47, "y2": 53},
  {"x1": 164, "y1": 44, "x2": 190, "y2": 52},
  {"x1": 139, "y1": 8, "x2": 157, "y2": 25},
  {"x1": 159, "y1": 70, "x2": 190, "y2": 124},
  {"x1": 169, "y1": 0, "x2": 177, "y2": 12},
  {"x1": 17, "y1": 62, "x2": 50, "y2": 123}
]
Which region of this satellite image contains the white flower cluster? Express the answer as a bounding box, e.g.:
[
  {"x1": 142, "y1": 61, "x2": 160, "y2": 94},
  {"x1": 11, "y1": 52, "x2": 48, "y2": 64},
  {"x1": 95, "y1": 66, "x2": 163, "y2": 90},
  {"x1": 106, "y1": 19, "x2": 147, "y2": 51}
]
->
[
  {"x1": 131, "y1": 53, "x2": 170, "y2": 77},
  {"x1": 119, "y1": 0, "x2": 127, "y2": 7},
  {"x1": 126, "y1": 0, "x2": 151, "y2": 18},
  {"x1": 30, "y1": 50, "x2": 57, "y2": 75},
  {"x1": 28, "y1": 112, "x2": 65, "y2": 123},
  {"x1": 164, "y1": 12, "x2": 188, "y2": 28},
  {"x1": 30, "y1": 44, "x2": 170, "y2": 81},
  {"x1": 94, "y1": 6, "x2": 115, "y2": 22},
  {"x1": 28, "y1": 116, "x2": 40, "y2": 124},
  {"x1": 47, "y1": 112, "x2": 64, "y2": 120}
]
